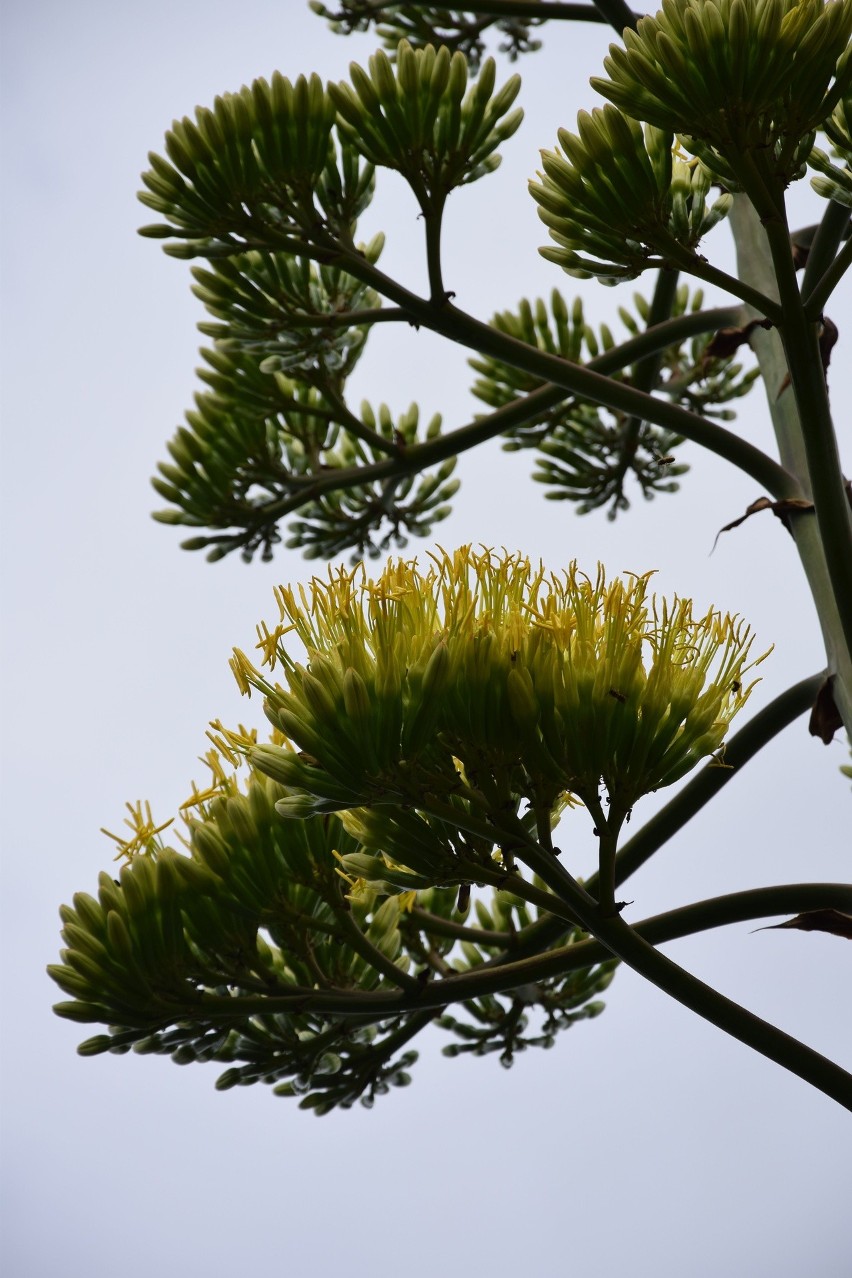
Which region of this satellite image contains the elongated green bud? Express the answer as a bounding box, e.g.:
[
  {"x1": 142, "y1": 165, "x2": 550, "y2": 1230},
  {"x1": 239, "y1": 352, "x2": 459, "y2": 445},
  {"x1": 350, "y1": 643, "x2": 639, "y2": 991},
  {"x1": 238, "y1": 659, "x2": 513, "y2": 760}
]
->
[
  {"x1": 343, "y1": 666, "x2": 372, "y2": 723},
  {"x1": 506, "y1": 665, "x2": 540, "y2": 729},
  {"x1": 299, "y1": 670, "x2": 339, "y2": 725},
  {"x1": 248, "y1": 743, "x2": 308, "y2": 788},
  {"x1": 190, "y1": 821, "x2": 231, "y2": 876}
]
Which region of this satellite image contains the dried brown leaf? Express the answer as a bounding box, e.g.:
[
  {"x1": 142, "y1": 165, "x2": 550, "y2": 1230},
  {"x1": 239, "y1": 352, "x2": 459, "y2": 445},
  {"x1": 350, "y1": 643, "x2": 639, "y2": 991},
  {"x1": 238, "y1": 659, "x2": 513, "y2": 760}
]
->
[
  {"x1": 712, "y1": 495, "x2": 813, "y2": 551},
  {"x1": 809, "y1": 675, "x2": 843, "y2": 745},
  {"x1": 756, "y1": 909, "x2": 852, "y2": 939},
  {"x1": 704, "y1": 318, "x2": 772, "y2": 359}
]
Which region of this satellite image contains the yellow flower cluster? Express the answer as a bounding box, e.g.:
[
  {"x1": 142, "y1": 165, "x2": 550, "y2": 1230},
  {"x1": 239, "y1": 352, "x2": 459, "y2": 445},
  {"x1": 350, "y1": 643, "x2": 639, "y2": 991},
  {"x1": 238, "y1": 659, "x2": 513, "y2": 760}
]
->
[{"x1": 231, "y1": 546, "x2": 767, "y2": 816}]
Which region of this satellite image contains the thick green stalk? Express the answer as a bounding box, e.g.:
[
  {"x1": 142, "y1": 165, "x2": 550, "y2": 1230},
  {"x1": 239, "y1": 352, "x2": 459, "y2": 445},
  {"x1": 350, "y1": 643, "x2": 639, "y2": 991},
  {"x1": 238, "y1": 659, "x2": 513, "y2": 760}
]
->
[
  {"x1": 761, "y1": 208, "x2": 852, "y2": 642},
  {"x1": 729, "y1": 197, "x2": 852, "y2": 735}
]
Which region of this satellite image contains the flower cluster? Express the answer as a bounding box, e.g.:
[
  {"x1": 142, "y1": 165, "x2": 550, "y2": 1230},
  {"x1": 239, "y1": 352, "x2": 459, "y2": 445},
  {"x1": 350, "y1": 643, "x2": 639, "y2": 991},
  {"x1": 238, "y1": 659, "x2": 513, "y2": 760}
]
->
[
  {"x1": 592, "y1": 0, "x2": 852, "y2": 188},
  {"x1": 329, "y1": 41, "x2": 523, "y2": 209},
  {"x1": 233, "y1": 547, "x2": 766, "y2": 820},
  {"x1": 530, "y1": 109, "x2": 731, "y2": 283}
]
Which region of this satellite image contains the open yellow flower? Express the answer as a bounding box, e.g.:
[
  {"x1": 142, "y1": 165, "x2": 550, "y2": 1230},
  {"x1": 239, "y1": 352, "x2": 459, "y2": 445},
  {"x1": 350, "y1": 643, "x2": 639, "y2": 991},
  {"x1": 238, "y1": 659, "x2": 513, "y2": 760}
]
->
[{"x1": 234, "y1": 546, "x2": 768, "y2": 819}]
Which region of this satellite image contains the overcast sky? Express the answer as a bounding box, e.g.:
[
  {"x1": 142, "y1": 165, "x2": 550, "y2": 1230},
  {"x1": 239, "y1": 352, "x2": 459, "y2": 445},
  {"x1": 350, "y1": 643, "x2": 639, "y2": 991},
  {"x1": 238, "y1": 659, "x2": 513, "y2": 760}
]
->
[{"x1": 2, "y1": 3, "x2": 850, "y2": 1276}]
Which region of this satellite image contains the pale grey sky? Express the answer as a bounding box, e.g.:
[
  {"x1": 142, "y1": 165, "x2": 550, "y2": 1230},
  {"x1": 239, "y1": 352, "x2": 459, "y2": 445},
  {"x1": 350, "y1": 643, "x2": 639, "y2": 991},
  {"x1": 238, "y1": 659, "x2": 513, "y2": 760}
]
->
[{"x1": 2, "y1": 3, "x2": 850, "y2": 1276}]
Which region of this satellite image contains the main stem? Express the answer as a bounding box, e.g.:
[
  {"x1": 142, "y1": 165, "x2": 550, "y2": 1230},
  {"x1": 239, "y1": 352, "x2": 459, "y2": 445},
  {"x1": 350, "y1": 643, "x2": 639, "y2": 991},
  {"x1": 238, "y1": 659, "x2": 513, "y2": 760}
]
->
[{"x1": 729, "y1": 197, "x2": 852, "y2": 736}]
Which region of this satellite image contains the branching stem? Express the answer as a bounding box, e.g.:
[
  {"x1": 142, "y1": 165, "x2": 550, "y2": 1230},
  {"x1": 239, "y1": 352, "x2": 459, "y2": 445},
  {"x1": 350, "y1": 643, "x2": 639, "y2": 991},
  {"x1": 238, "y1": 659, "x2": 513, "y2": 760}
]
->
[{"x1": 321, "y1": 244, "x2": 795, "y2": 496}]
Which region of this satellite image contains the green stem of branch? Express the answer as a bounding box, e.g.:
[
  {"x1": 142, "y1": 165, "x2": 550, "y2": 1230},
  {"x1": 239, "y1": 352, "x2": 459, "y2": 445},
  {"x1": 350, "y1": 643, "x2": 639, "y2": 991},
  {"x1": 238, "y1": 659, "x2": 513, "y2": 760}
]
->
[
  {"x1": 803, "y1": 231, "x2": 852, "y2": 317},
  {"x1": 610, "y1": 267, "x2": 681, "y2": 502},
  {"x1": 423, "y1": 204, "x2": 446, "y2": 302},
  {"x1": 663, "y1": 242, "x2": 784, "y2": 323},
  {"x1": 590, "y1": 0, "x2": 639, "y2": 30},
  {"x1": 317, "y1": 382, "x2": 400, "y2": 456},
  {"x1": 584, "y1": 792, "x2": 625, "y2": 916},
  {"x1": 359, "y1": 0, "x2": 638, "y2": 23},
  {"x1": 326, "y1": 246, "x2": 794, "y2": 496},
  {"x1": 273, "y1": 307, "x2": 409, "y2": 328},
  {"x1": 801, "y1": 199, "x2": 851, "y2": 307},
  {"x1": 333, "y1": 900, "x2": 423, "y2": 994},
  {"x1": 188, "y1": 881, "x2": 852, "y2": 1021},
  {"x1": 408, "y1": 905, "x2": 512, "y2": 947}
]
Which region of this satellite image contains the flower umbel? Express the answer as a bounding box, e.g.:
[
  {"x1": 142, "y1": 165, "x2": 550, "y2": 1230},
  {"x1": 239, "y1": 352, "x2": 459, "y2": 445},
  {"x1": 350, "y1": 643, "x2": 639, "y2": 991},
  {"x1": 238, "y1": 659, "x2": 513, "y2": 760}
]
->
[
  {"x1": 530, "y1": 110, "x2": 731, "y2": 283},
  {"x1": 235, "y1": 547, "x2": 767, "y2": 818},
  {"x1": 592, "y1": 0, "x2": 852, "y2": 189}
]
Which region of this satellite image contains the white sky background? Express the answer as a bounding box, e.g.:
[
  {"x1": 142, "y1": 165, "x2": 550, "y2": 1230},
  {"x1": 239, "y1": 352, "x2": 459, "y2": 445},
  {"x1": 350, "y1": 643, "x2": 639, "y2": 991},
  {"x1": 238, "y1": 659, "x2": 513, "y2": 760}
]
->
[{"x1": 1, "y1": 2, "x2": 850, "y2": 1275}]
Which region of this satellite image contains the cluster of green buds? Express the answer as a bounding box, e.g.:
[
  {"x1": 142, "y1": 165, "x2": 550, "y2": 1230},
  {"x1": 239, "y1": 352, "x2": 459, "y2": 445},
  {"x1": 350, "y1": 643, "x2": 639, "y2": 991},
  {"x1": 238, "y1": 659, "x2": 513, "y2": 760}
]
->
[
  {"x1": 309, "y1": 0, "x2": 544, "y2": 71},
  {"x1": 231, "y1": 547, "x2": 766, "y2": 835},
  {"x1": 530, "y1": 109, "x2": 731, "y2": 283},
  {"x1": 810, "y1": 90, "x2": 852, "y2": 202},
  {"x1": 189, "y1": 236, "x2": 386, "y2": 378},
  {"x1": 591, "y1": 0, "x2": 852, "y2": 191},
  {"x1": 138, "y1": 42, "x2": 522, "y2": 258},
  {"x1": 49, "y1": 758, "x2": 387, "y2": 1033},
  {"x1": 50, "y1": 741, "x2": 618, "y2": 1111},
  {"x1": 284, "y1": 401, "x2": 460, "y2": 563},
  {"x1": 138, "y1": 72, "x2": 374, "y2": 256},
  {"x1": 328, "y1": 41, "x2": 523, "y2": 211},
  {"x1": 151, "y1": 351, "x2": 334, "y2": 564},
  {"x1": 469, "y1": 285, "x2": 757, "y2": 517}
]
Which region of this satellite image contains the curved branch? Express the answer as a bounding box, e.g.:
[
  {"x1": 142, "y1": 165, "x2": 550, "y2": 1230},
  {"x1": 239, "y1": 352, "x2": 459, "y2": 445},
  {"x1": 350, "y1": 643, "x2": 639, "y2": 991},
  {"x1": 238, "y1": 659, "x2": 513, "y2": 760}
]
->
[
  {"x1": 192, "y1": 302, "x2": 750, "y2": 552},
  {"x1": 803, "y1": 232, "x2": 852, "y2": 318},
  {"x1": 801, "y1": 200, "x2": 851, "y2": 304},
  {"x1": 346, "y1": 0, "x2": 640, "y2": 23},
  {"x1": 190, "y1": 882, "x2": 852, "y2": 1018},
  {"x1": 322, "y1": 244, "x2": 797, "y2": 498}
]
